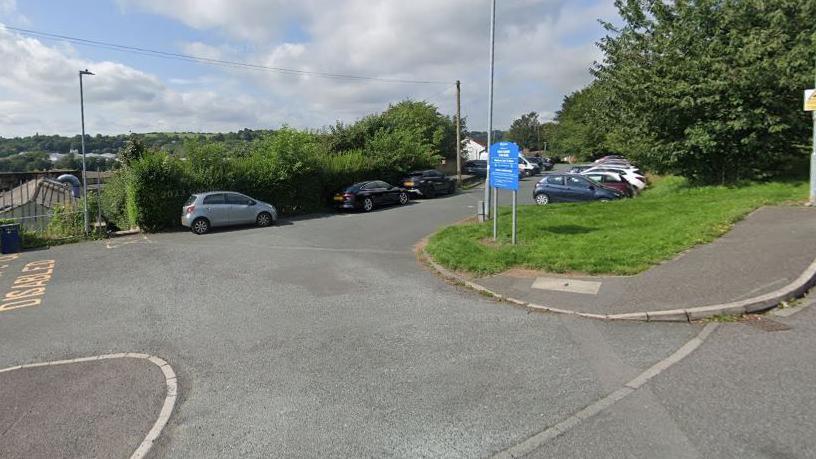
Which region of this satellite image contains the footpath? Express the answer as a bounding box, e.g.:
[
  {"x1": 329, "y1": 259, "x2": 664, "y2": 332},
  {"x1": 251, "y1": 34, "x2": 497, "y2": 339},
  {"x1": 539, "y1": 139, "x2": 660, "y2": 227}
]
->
[{"x1": 426, "y1": 206, "x2": 816, "y2": 321}]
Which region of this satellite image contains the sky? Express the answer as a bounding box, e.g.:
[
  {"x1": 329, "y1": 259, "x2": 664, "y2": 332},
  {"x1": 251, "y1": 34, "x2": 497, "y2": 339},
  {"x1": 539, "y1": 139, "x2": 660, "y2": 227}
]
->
[{"x1": 0, "y1": 0, "x2": 618, "y2": 137}]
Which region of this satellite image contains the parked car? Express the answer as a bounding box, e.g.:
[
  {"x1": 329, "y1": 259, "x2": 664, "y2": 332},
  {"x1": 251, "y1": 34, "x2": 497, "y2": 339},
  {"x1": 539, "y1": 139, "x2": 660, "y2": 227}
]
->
[
  {"x1": 464, "y1": 160, "x2": 488, "y2": 177},
  {"x1": 333, "y1": 180, "x2": 409, "y2": 212},
  {"x1": 594, "y1": 155, "x2": 626, "y2": 162},
  {"x1": 526, "y1": 156, "x2": 554, "y2": 171},
  {"x1": 401, "y1": 170, "x2": 455, "y2": 198},
  {"x1": 568, "y1": 165, "x2": 592, "y2": 174},
  {"x1": 582, "y1": 166, "x2": 647, "y2": 190},
  {"x1": 181, "y1": 191, "x2": 278, "y2": 235},
  {"x1": 519, "y1": 156, "x2": 540, "y2": 176},
  {"x1": 533, "y1": 173, "x2": 623, "y2": 205},
  {"x1": 583, "y1": 172, "x2": 635, "y2": 197}
]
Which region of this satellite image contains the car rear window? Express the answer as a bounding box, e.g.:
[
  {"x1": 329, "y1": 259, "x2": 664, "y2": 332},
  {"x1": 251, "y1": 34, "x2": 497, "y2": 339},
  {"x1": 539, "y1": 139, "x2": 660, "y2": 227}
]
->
[
  {"x1": 184, "y1": 195, "x2": 197, "y2": 206},
  {"x1": 546, "y1": 176, "x2": 564, "y2": 185}
]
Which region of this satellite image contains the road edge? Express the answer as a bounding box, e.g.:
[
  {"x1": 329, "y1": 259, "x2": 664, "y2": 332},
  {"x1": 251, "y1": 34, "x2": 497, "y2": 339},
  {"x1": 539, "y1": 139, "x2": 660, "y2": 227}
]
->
[
  {"x1": 491, "y1": 322, "x2": 719, "y2": 457},
  {"x1": 418, "y1": 238, "x2": 816, "y2": 322},
  {"x1": 0, "y1": 353, "x2": 178, "y2": 459}
]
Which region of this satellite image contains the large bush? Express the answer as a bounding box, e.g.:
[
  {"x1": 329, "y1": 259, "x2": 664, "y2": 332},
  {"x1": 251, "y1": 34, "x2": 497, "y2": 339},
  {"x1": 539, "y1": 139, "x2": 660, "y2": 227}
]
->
[
  {"x1": 592, "y1": 0, "x2": 816, "y2": 183},
  {"x1": 104, "y1": 102, "x2": 448, "y2": 231},
  {"x1": 126, "y1": 152, "x2": 190, "y2": 232}
]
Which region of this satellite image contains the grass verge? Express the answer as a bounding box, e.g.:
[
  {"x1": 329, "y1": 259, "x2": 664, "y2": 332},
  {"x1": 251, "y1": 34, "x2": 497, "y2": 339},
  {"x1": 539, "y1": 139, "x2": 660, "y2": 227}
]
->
[{"x1": 425, "y1": 176, "x2": 807, "y2": 275}]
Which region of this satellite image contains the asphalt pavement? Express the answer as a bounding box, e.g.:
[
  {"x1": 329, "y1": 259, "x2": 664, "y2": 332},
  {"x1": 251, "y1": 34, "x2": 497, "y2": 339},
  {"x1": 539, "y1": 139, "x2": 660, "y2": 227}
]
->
[{"x1": 1, "y1": 174, "x2": 815, "y2": 457}]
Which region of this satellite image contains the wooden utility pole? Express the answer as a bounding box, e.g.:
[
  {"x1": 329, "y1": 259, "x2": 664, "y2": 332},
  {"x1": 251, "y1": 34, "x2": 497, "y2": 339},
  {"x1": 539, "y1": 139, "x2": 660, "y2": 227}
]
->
[{"x1": 455, "y1": 80, "x2": 462, "y2": 185}]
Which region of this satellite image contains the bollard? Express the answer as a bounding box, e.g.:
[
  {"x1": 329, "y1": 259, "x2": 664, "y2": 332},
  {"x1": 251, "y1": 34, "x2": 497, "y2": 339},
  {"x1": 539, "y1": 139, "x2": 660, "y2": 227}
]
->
[{"x1": 477, "y1": 200, "x2": 486, "y2": 222}]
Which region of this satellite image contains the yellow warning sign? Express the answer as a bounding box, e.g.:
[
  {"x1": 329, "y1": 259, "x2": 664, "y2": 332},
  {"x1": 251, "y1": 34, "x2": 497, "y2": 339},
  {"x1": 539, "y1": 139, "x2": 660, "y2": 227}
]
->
[{"x1": 805, "y1": 89, "x2": 816, "y2": 111}]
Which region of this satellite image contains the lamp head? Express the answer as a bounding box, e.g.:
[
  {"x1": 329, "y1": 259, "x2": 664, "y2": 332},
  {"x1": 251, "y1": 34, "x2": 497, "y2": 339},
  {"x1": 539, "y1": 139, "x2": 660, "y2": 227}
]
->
[{"x1": 79, "y1": 69, "x2": 95, "y2": 76}]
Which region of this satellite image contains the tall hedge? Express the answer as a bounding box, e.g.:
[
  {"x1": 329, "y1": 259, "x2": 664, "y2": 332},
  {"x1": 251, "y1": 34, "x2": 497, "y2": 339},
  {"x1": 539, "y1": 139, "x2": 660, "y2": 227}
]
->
[{"x1": 104, "y1": 126, "x2": 438, "y2": 231}]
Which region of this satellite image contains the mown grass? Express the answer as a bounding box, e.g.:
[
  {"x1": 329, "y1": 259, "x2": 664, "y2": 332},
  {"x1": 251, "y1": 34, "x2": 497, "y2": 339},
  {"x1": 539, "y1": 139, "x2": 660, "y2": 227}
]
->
[{"x1": 426, "y1": 176, "x2": 807, "y2": 275}]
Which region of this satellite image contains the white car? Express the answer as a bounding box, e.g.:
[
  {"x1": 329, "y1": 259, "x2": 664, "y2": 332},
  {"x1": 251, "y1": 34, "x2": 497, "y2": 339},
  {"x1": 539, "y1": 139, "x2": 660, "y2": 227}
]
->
[
  {"x1": 582, "y1": 167, "x2": 647, "y2": 191},
  {"x1": 518, "y1": 156, "x2": 539, "y2": 176}
]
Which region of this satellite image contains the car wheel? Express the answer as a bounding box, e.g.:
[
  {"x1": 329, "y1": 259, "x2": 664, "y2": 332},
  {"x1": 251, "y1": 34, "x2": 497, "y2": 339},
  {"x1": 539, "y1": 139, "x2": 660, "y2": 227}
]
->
[
  {"x1": 447, "y1": 182, "x2": 455, "y2": 195},
  {"x1": 535, "y1": 194, "x2": 550, "y2": 206},
  {"x1": 398, "y1": 192, "x2": 409, "y2": 205},
  {"x1": 362, "y1": 197, "x2": 374, "y2": 212},
  {"x1": 191, "y1": 217, "x2": 210, "y2": 235},
  {"x1": 256, "y1": 211, "x2": 274, "y2": 227}
]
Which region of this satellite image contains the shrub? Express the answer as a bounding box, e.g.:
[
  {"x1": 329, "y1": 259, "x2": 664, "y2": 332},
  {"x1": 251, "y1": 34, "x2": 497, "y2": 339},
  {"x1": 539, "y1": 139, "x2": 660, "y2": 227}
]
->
[{"x1": 102, "y1": 104, "x2": 450, "y2": 231}]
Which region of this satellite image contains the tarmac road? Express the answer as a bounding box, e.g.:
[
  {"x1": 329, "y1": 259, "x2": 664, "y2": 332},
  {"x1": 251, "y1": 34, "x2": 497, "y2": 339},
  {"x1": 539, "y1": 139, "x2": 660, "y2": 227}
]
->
[{"x1": 1, "y1": 174, "x2": 814, "y2": 457}]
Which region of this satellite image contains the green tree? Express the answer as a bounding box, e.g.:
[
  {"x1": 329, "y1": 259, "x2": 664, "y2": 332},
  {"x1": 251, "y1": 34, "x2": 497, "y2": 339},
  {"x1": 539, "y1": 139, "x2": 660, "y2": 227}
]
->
[
  {"x1": 596, "y1": 0, "x2": 816, "y2": 183},
  {"x1": 505, "y1": 112, "x2": 544, "y2": 151},
  {"x1": 119, "y1": 137, "x2": 146, "y2": 167},
  {"x1": 549, "y1": 83, "x2": 617, "y2": 161}
]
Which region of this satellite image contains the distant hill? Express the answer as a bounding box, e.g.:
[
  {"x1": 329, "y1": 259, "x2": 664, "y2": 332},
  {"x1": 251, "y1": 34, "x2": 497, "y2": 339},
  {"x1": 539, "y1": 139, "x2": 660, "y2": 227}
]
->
[{"x1": 0, "y1": 129, "x2": 274, "y2": 158}]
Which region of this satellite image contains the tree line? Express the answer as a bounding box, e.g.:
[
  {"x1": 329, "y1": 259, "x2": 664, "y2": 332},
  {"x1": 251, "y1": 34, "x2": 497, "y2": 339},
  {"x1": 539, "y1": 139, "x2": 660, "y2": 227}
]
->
[{"x1": 502, "y1": 0, "x2": 815, "y2": 184}]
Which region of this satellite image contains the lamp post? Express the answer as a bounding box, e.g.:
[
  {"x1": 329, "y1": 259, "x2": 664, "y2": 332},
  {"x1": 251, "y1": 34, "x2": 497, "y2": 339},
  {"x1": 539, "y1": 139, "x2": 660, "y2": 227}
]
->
[
  {"x1": 79, "y1": 69, "x2": 94, "y2": 234},
  {"x1": 484, "y1": 0, "x2": 496, "y2": 226}
]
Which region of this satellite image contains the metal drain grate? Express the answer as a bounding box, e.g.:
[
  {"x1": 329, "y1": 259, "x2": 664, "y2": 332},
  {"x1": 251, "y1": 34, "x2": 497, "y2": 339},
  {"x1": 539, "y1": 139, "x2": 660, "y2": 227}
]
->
[{"x1": 745, "y1": 316, "x2": 792, "y2": 332}]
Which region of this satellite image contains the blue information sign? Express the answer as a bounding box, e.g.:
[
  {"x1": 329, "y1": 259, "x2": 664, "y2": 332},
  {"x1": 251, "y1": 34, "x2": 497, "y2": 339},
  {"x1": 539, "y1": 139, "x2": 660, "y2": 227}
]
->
[{"x1": 488, "y1": 142, "x2": 520, "y2": 191}]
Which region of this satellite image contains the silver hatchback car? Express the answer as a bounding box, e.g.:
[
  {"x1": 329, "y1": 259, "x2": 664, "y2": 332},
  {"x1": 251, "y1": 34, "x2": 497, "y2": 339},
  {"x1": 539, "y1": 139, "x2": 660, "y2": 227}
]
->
[{"x1": 181, "y1": 191, "x2": 278, "y2": 234}]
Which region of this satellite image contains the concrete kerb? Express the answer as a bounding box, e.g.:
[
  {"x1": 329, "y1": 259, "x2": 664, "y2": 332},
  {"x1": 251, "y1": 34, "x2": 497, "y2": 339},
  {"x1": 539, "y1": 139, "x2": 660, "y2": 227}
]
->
[
  {"x1": 0, "y1": 353, "x2": 178, "y2": 459},
  {"x1": 419, "y1": 238, "x2": 816, "y2": 322}
]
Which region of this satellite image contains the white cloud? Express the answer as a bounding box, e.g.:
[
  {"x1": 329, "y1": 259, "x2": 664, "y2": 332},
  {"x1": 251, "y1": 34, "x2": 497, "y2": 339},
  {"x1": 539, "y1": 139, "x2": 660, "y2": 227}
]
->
[
  {"x1": 2, "y1": 1, "x2": 618, "y2": 135},
  {"x1": 0, "y1": 26, "x2": 286, "y2": 135}
]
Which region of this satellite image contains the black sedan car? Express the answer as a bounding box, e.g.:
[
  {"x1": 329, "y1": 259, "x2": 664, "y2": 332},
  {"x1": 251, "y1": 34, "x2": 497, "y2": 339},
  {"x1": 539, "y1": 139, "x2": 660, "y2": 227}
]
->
[
  {"x1": 401, "y1": 170, "x2": 455, "y2": 198},
  {"x1": 533, "y1": 173, "x2": 622, "y2": 205},
  {"x1": 333, "y1": 180, "x2": 409, "y2": 212},
  {"x1": 464, "y1": 160, "x2": 488, "y2": 177}
]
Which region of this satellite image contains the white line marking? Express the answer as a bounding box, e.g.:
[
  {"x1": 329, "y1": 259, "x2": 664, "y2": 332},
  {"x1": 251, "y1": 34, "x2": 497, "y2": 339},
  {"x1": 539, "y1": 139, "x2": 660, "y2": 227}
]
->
[
  {"x1": 0, "y1": 353, "x2": 178, "y2": 459},
  {"x1": 492, "y1": 323, "x2": 718, "y2": 458}
]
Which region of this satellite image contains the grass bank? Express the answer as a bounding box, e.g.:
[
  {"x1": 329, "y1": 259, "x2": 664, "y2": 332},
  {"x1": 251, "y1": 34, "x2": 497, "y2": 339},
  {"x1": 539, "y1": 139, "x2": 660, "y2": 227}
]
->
[{"x1": 426, "y1": 177, "x2": 807, "y2": 275}]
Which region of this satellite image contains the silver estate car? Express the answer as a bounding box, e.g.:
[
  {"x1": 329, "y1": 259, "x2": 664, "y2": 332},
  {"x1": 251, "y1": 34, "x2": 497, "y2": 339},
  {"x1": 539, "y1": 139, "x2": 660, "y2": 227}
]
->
[{"x1": 181, "y1": 191, "x2": 278, "y2": 234}]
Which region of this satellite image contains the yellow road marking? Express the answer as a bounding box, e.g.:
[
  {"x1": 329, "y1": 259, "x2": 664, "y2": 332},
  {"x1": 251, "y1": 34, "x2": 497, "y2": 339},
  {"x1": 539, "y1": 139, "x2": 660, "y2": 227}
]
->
[{"x1": 0, "y1": 259, "x2": 55, "y2": 313}]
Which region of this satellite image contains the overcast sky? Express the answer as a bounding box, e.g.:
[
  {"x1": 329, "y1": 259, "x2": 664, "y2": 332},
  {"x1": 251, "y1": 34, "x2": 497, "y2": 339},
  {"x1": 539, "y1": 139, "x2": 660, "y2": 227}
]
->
[{"x1": 0, "y1": 0, "x2": 618, "y2": 137}]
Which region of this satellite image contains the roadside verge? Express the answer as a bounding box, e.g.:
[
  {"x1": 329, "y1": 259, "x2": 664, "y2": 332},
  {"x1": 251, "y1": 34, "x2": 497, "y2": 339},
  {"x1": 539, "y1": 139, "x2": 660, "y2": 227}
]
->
[{"x1": 417, "y1": 237, "x2": 816, "y2": 322}]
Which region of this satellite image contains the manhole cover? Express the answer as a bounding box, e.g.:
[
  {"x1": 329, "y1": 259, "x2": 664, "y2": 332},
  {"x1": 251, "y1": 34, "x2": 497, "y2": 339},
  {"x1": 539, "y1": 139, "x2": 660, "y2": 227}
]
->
[{"x1": 744, "y1": 316, "x2": 792, "y2": 332}]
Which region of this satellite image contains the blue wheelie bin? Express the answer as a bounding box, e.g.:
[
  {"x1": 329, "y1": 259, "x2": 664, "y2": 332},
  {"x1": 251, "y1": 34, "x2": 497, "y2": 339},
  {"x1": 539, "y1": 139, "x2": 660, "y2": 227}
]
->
[{"x1": 1, "y1": 223, "x2": 21, "y2": 254}]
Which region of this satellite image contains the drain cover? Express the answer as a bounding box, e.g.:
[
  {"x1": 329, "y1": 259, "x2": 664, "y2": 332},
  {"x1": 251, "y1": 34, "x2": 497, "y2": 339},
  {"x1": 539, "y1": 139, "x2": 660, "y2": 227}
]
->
[{"x1": 745, "y1": 316, "x2": 792, "y2": 332}]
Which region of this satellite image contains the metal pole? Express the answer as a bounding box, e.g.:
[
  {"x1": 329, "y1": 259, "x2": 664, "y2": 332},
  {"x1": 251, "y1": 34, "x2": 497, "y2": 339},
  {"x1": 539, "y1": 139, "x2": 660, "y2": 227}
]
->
[
  {"x1": 483, "y1": 0, "x2": 496, "y2": 220},
  {"x1": 812, "y1": 58, "x2": 816, "y2": 205},
  {"x1": 456, "y1": 80, "x2": 462, "y2": 185},
  {"x1": 79, "y1": 70, "x2": 89, "y2": 234},
  {"x1": 512, "y1": 190, "x2": 517, "y2": 244},
  {"x1": 493, "y1": 188, "x2": 498, "y2": 240},
  {"x1": 96, "y1": 171, "x2": 103, "y2": 230}
]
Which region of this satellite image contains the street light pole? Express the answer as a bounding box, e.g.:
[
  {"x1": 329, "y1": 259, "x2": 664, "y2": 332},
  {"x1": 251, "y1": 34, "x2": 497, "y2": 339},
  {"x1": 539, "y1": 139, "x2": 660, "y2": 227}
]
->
[
  {"x1": 79, "y1": 69, "x2": 94, "y2": 234},
  {"x1": 485, "y1": 0, "x2": 496, "y2": 228}
]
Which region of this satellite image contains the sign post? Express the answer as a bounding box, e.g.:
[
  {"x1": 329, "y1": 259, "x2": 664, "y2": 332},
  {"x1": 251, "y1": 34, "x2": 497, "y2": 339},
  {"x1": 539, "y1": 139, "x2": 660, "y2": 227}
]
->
[
  {"x1": 805, "y1": 89, "x2": 816, "y2": 205},
  {"x1": 489, "y1": 142, "x2": 520, "y2": 243}
]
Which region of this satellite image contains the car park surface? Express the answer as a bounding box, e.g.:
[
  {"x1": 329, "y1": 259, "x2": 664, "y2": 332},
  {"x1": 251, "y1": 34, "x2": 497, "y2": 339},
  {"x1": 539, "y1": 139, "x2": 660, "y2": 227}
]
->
[{"x1": 3, "y1": 163, "x2": 814, "y2": 457}]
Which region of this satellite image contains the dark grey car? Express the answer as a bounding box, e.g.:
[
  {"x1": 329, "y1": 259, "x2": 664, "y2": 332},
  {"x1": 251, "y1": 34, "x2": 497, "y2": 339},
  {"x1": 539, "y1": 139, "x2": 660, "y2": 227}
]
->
[{"x1": 181, "y1": 191, "x2": 278, "y2": 234}]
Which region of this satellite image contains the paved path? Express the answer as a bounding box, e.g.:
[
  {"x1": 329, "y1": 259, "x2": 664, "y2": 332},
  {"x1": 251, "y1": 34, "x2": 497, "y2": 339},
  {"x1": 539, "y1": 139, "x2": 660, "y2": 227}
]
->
[
  {"x1": 478, "y1": 206, "x2": 816, "y2": 315},
  {"x1": 0, "y1": 177, "x2": 815, "y2": 456},
  {"x1": 0, "y1": 357, "x2": 166, "y2": 458}
]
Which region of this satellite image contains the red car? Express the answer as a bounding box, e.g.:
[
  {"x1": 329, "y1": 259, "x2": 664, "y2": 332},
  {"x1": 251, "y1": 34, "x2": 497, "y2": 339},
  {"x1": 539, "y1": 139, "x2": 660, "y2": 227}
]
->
[{"x1": 583, "y1": 172, "x2": 635, "y2": 197}]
